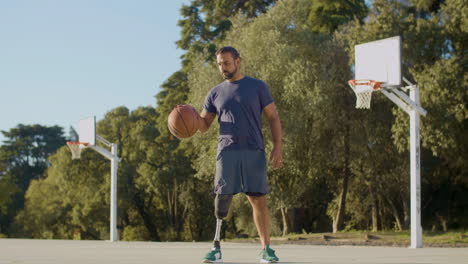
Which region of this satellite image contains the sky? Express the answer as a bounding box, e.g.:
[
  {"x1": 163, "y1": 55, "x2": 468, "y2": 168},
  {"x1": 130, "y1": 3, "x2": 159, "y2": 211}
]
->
[{"x1": 0, "y1": 0, "x2": 190, "y2": 143}]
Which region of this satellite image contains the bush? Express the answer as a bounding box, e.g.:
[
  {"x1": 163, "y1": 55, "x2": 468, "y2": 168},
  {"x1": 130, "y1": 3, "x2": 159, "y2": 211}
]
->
[{"x1": 122, "y1": 226, "x2": 150, "y2": 241}]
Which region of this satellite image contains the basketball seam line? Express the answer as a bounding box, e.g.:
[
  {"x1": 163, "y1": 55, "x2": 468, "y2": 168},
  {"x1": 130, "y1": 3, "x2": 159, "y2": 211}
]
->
[
  {"x1": 168, "y1": 123, "x2": 183, "y2": 137},
  {"x1": 177, "y1": 106, "x2": 191, "y2": 137}
]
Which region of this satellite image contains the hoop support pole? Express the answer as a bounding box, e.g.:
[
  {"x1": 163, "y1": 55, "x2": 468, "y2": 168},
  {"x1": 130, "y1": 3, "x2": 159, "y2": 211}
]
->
[
  {"x1": 379, "y1": 78, "x2": 427, "y2": 116},
  {"x1": 88, "y1": 135, "x2": 121, "y2": 242},
  {"x1": 389, "y1": 88, "x2": 427, "y2": 116},
  {"x1": 349, "y1": 75, "x2": 426, "y2": 248},
  {"x1": 380, "y1": 76, "x2": 424, "y2": 248},
  {"x1": 380, "y1": 89, "x2": 412, "y2": 115},
  {"x1": 110, "y1": 143, "x2": 118, "y2": 242},
  {"x1": 89, "y1": 145, "x2": 114, "y2": 161},
  {"x1": 97, "y1": 135, "x2": 112, "y2": 148},
  {"x1": 410, "y1": 82, "x2": 423, "y2": 248}
]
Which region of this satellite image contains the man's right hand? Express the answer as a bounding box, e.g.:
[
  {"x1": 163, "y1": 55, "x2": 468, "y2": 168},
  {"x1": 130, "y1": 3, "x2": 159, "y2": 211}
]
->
[{"x1": 198, "y1": 109, "x2": 216, "y2": 133}]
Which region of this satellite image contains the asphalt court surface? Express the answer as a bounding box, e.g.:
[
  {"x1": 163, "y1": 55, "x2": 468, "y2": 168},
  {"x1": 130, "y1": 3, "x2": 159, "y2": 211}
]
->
[{"x1": 0, "y1": 239, "x2": 467, "y2": 264}]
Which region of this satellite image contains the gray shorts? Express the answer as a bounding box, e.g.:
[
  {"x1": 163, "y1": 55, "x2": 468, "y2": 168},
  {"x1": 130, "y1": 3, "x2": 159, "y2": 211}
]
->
[{"x1": 214, "y1": 150, "x2": 269, "y2": 195}]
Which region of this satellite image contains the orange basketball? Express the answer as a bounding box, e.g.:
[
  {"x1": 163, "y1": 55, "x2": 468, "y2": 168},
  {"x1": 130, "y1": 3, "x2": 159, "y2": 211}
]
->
[{"x1": 167, "y1": 104, "x2": 199, "y2": 139}]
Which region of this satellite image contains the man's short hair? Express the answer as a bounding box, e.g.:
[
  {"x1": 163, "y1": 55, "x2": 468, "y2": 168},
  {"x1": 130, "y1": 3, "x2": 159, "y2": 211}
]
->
[{"x1": 215, "y1": 46, "x2": 240, "y2": 59}]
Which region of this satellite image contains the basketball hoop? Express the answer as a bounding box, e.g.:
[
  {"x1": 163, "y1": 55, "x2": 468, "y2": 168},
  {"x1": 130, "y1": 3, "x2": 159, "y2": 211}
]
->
[
  {"x1": 66, "y1": 142, "x2": 89, "y2": 160},
  {"x1": 348, "y1": 80, "x2": 381, "y2": 109}
]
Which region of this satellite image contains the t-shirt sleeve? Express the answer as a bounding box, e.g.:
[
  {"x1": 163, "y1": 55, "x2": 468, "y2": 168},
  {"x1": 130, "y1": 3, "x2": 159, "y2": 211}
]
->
[
  {"x1": 259, "y1": 81, "x2": 274, "y2": 109},
  {"x1": 203, "y1": 90, "x2": 217, "y2": 114}
]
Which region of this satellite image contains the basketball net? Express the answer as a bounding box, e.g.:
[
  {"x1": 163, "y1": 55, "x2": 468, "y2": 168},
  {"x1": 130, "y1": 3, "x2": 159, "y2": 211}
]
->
[
  {"x1": 348, "y1": 80, "x2": 381, "y2": 109},
  {"x1": 66, "y1": 142, "x2": 88, "y2": 160}
]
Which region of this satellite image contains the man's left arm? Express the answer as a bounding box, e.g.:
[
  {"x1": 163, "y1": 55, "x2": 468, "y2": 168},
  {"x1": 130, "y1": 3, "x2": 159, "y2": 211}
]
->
[{"x1": 263, "y1": 102, "x2": 283, "y2": 169}]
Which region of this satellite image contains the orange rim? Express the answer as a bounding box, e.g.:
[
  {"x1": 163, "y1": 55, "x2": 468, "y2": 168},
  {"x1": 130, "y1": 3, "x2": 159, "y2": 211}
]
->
[
  {"x1": 66, "y1": 142, "x2": 89, "y2": 147},
  {"x1": 348, "y1": 79, "x2": 381, "y2": 90}
]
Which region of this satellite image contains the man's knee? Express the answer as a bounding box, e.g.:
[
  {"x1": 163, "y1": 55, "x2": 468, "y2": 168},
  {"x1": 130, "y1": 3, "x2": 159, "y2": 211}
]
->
[
  {"x1": 215, "y1": 194, "x2": 233, "y2": 219},
  {"x1": 247, "y1": 195, "x2": 267, "y2": 208}
]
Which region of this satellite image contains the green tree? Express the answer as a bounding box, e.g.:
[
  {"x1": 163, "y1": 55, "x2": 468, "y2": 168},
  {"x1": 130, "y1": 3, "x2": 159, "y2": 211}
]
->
[
  {"x1": 390, "y1": 0, "x2": 467, "y2": 231},
  {"x1": 308, "y1": 0, "x2": 368, "y2": 34},
  {"x1": 14, "y1": 107, "x2": 164, "y2": 240},
  {"x1": 0, "y1": 124, "x2": 66, "y2": 191},
  {"x1": 15, "y1": 147, "x2": 109, "y2": 239},
  {"x1": 177, "y1": 0, "x2": 277, "y2": 63},
  {"x1": 0, "y1": 124, "x2": 66, "y2": 235},
  {"x1": 96, "y1": 106, "x2": 162, "y2": 241},
  {"x1": 147, "y1": 66, "x2": 214, "y2": 241},
  {"x1": 408, "y1": 0, "x2": 446, "y2": 17},
  {"x1": 0, "y1": 179, "x2": 19, "y2": 235}
]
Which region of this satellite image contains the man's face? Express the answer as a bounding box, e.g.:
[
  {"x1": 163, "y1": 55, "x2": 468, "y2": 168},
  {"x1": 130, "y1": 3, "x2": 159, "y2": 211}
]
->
[{"x1": 216, "y1": 52, "x2": 239, "y2": 80}]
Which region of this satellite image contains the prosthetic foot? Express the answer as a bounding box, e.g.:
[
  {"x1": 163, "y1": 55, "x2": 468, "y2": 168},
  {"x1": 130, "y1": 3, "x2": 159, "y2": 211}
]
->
[{"x1": 202, "y1": 219, "x2": 223, "y2": 263}]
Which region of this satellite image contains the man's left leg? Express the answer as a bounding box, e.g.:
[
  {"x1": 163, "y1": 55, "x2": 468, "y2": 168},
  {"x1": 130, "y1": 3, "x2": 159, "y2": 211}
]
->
[
  {"x1": 247, "y1": 195, "x2": 279, "y2": 263},
  {"x1": 247, "y1": 195, "x2": 270, "y2": 248}
]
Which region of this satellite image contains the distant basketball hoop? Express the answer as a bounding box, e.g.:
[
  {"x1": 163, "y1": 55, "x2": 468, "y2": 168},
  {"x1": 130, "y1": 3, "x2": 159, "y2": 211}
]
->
[
  {"x1": 67, "y1": 116, "x2": 120, "y2": 242},
  {"x1": 66, "y1": 142, "x2": 89, "y2": 160},
  {"x1": 348, "y1": 79, "x2": 381, "y2": 109},
  {"x1": 348, "y1": 36, "x2": 427, "y2": 249}
]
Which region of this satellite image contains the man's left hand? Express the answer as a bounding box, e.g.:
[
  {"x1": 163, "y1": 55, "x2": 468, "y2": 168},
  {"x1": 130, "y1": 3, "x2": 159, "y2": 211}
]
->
[{"x1": 269, "y1": 147, "x2": 283, "y2": 169}]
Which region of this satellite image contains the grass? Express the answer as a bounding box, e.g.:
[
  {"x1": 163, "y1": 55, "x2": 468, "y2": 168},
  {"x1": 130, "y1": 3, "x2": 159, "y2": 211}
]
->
[
  {"x1": 228, "y1": 230, "x2": 468, "y2": 247},
  {"x1": 423, "y1": 231, "x2": 468, "y2": 245}
]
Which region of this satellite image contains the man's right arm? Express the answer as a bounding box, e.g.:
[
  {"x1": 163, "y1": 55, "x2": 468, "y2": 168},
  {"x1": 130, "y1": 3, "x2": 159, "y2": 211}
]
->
[{"x1": 198, "y1": 109, "x2": 216, "y2": 132}]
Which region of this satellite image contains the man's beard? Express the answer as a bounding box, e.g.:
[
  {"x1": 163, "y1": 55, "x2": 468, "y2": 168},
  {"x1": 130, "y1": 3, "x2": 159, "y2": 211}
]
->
[
  {"x1": 222, "y1": 66, "x2": 237, "y2": 80},
  {"x1": 223, "y1": 72, "x2": 235, "y2": 80}
]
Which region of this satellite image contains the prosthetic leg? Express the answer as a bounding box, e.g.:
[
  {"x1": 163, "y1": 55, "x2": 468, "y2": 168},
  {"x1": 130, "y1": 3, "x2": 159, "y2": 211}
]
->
[
  {"x1": 203, "y1": 194, "x2": 233, "y2": 263},
  {"x1": 213, "y1": 194, "x2": 233, "y2": 248}
]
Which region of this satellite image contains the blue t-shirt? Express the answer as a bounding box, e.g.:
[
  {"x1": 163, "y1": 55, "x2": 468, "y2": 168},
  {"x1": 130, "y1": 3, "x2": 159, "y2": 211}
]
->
[{"x1": 204, "y1": 76, "x2": 274, "y2": 151}]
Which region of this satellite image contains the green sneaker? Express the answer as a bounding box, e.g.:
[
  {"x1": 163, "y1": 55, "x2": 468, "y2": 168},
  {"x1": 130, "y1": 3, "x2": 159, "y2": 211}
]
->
[
  {"x1": 202, "y1": 247, "x2": 223, "y2": 263},
  {"x1": 260, "y1": 245, "x2": 279, "y2": 263}
]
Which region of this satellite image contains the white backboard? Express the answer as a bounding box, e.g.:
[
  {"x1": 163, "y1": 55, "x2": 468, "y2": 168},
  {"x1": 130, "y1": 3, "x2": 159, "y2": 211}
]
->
[
  {"x1": 79, "y1": 116, "x2": 96, "y2": 146},
  {"x1": 355, "y1": 36, "x2": 401, "y2": 86}
]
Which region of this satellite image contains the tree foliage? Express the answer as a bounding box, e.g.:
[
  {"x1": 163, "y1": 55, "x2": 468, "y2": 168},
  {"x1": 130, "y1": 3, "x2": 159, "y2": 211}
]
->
[
  {"x1": 0, "y1": 124, "x2": 66, "y2": 236},
  {"x1": 308, "y1": 0, "x2": 368, "y2": 33},
  {"x1": 177, "y1": 0, "x2": 276, "y2": 62}
]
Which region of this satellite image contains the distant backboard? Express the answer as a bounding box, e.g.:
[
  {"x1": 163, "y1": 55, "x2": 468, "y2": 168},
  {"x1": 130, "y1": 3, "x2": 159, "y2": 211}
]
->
[
  {"x1": 355, "y1": 36, "x2": 401, "y2": 86},
  {"x1": 79, "y1": 116, "x2": 96, "y2": 146}
]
